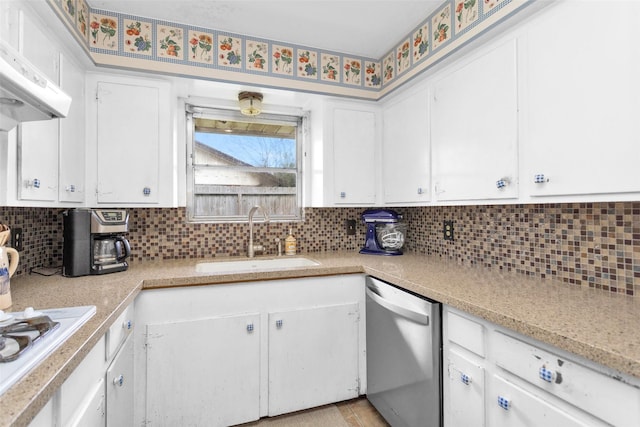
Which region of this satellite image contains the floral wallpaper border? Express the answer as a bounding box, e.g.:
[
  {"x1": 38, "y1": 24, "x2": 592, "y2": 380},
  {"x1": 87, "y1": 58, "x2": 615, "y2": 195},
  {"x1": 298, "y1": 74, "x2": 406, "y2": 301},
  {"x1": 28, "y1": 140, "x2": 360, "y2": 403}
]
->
[{"x1": 49, "y1": 0, "x2": 532, "y2": 98}]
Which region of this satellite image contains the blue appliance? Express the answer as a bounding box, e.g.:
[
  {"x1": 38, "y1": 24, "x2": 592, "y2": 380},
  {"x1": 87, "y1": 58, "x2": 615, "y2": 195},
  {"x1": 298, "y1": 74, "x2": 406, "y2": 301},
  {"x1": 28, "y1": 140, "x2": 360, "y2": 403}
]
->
[{"x1": 360, "y1": 209, "x2": 406, "y2": 256}]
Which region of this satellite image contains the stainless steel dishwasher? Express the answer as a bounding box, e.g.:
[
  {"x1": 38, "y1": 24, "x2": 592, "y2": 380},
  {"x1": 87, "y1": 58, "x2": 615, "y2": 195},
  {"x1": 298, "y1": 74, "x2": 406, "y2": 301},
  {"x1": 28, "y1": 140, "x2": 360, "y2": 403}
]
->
[{"x1": 366, "y1": 276, "x2": 442, "y2": 427}]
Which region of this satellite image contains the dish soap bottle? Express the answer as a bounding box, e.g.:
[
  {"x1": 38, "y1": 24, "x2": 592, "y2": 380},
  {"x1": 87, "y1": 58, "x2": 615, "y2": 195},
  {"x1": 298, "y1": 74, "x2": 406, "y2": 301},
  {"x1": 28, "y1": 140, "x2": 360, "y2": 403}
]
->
[{"x1": 285, "y1": 228, "x2": 297, "y2": 256}]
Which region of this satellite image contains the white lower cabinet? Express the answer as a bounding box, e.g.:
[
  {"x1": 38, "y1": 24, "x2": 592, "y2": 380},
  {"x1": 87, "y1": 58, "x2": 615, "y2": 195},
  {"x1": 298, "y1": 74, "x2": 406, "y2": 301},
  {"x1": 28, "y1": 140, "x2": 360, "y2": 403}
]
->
[
  {"x1": 145, "y1": 313, "x2": 261, "y2": 427},
  {"x1": 444, "y1": 306, "x2": 640, "y2": 427},
  {"x1": 133, "y1": 275, "x2": 366, "y2": 426},
  {"x1": 28, "y1": 304, "x2": 135, "y2": 427},
  {"x1": 446, "y1": 348, "x2": 485, "y2": 427},
  {"x1": 268, "y1": 303, "x2": 360, "y2": 415},
  {"x1": 60, "y1": 335, "x2": 106, "y2": 426}
]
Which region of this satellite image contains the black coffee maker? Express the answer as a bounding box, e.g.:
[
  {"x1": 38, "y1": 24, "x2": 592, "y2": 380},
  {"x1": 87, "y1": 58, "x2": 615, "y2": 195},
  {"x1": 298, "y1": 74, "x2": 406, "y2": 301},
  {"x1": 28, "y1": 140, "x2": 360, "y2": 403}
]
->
[{"x1": 63, "y1": 209, "x2": 131, "y2": 277}]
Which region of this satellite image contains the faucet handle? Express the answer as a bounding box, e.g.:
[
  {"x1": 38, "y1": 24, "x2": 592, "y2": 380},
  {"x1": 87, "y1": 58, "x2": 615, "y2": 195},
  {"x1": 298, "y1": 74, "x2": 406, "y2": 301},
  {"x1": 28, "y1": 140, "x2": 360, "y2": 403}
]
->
[{"x1": 275, "y1": 238, "x2": 282, "y2": 256}]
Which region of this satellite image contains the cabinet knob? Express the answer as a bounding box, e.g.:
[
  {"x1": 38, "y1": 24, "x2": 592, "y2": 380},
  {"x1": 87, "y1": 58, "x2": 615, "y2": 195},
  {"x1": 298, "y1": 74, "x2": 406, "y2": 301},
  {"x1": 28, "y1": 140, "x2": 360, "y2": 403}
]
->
[
  {"x1": 123, "y1": 319, "x2": 133, "y2": 331},
  {"x1": 340, "y1": 192, "x2": 346, "y2": 199},
  {"x1": 275, "y1": 319, "x2": 283, "y2": 329},
  {"x1": 496, "y1": 179, "x2": 507, "y2": 189},
  {"x1": 497, "y1": 395, "x2": 511, "y2": 410},
  {"x1": 113, "y1": 374, "x2": 124, "y2": 387},
  {"x1": 65, "y1": 184, "x2": 76, "y2": 193},
  {"x1": 27, "y1": 178, "x2": 41, "y2": 189},
  {"x1": 534, "y1": 174, "x2": 549, "y2": 184},
  {"x1": 539, "y1": 366, "x2": 556, "y2": 383},
  {"x1": 246, "y1": 323, "x2": 254, "y2": 333},
  {"x1": 460, "y1": 373, "x2": 472, "y2": 385},
  {"x1": 143, "y1": 187, "x2": 151, "y2": 196},
  {"x1": 417, "y1": 187, "x2": 424, "y2": 195}
]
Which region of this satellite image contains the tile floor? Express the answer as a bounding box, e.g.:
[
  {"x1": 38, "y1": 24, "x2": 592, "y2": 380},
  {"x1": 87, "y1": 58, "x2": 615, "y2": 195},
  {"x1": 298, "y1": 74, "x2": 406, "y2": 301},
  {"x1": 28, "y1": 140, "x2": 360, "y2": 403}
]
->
[
  {"x1": 335, "y1": 398, "x2": 390, "y2": 427},
  {"x1": 238, "y1": 397, "x2": 389, "y2": 427}
]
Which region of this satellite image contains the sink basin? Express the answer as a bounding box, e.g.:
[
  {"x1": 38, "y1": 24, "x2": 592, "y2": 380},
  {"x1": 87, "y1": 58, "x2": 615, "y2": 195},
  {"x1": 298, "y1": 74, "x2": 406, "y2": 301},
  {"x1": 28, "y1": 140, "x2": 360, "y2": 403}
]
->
[{"x1": 195, "y1": 257, "x2": 319, "y2": 274}]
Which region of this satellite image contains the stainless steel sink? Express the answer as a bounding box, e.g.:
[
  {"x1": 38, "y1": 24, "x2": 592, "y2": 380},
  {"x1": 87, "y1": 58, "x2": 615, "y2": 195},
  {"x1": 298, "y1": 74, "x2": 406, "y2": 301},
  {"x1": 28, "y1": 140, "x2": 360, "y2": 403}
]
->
[{"x1": 195, "y1": 257, "x2": 319, "y2": 274}]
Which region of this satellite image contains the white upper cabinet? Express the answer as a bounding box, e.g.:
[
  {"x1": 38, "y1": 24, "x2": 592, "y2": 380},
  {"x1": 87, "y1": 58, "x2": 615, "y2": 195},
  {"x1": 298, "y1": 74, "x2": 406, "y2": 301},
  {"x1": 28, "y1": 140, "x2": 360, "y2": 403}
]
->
[
  {"x1": 431, "y1": 38, "x2": 519, "y2": 202},
  {"x1": 316, "y1": 99, "x2": 380, "y2": 206},
  {"x1": 95, "y1": 80, "x2": 160, "y2": 204},
  {"x1": 16, "y1": 9, "x2": 60, "y2": 202},
  {"x1": 0, "y1": 3, "x2": 85, "y2": 206},
  {"x1": 58, "y1": 53, "x2": 86, "y2": 203},
  {"x1": 382, "y1": 85, "x2": 430, "y2": 204},
  {"x1": 86, "y1": 73, "x2": 174, "y2": 206},
  {"x1": 520, "y1": 1, "x2": 640, "y2": 199}
]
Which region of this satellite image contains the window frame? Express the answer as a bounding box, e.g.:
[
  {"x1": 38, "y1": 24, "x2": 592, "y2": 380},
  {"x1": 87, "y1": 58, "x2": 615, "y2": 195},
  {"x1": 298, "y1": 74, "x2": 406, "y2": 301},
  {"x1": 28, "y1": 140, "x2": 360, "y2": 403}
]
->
[{"x1": 185, "y1": 104, "x2": 304, "y2": 223}]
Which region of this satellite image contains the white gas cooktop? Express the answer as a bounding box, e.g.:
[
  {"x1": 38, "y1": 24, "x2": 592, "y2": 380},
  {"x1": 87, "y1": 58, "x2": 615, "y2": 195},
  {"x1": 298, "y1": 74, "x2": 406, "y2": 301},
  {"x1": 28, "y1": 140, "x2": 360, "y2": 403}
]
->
[{"x1": 0, "y1": 305, "x2": 96, "y2": 395}]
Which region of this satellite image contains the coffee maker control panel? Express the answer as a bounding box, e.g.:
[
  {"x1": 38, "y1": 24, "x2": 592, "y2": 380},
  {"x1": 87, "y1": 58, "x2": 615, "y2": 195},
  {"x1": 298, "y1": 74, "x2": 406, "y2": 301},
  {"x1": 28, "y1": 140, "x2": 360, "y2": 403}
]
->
[
  {"x1": 99, "y1": 210, "x2": 125, "y2": 222},
  {"x1": 91, "y1": 209, "x2": 129, "y2": 234}
]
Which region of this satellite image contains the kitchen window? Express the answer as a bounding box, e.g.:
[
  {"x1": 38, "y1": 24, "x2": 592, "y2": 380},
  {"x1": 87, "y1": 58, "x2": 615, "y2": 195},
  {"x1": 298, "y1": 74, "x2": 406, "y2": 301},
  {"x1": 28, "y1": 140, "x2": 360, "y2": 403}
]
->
[{"x1": 186, "y1": 105, "x2": 303, "y2": 222}]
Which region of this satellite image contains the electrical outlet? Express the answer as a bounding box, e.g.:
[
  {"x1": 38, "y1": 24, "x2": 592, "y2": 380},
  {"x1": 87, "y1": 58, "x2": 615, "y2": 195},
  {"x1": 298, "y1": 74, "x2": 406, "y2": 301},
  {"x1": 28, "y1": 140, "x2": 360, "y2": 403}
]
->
[
  {"x1": 12, "y1": 227, "x2": 23, "y2": 251},
  {"x1": 346, "y1": 219, "x2": 356, "y2": 235},
  {"x1": 443, "y1": 220, "x2": 454, "y2": 241}
]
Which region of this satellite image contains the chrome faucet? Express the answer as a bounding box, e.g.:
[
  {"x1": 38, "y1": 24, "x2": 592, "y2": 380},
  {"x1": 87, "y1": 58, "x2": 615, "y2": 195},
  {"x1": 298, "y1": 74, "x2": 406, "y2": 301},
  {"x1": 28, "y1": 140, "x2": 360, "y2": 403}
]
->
[{"x1": 248, "y1": 205, "x2": 270, "y2": 258}]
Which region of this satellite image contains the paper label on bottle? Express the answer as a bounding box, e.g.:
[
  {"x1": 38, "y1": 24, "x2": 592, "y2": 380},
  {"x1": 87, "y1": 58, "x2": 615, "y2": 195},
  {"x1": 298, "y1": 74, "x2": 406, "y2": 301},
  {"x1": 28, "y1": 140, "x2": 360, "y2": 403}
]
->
[{"x1": 285, "y1": 239, "x2": 296, "y2": 255}]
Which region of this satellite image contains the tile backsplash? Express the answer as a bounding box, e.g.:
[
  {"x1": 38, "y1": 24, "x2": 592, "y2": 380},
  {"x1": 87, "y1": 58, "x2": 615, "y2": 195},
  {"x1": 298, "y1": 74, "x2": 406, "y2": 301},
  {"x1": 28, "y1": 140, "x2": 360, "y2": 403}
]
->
[{"x1": 1, "y1": 202, "x2": 638, "y2": 296}]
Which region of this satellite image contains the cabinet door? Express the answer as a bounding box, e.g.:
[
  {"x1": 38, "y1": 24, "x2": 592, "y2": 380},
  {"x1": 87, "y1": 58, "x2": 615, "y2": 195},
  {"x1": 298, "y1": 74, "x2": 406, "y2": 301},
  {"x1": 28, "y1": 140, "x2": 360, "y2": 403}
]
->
[
  {"x1": 431, "y1": 39, "x2": 518, "y2": 202},
  {"x1": 268, "y1": 303, "x2": 360, "y2": 416},
  {"x1": 488, "y1": 375, "x2": 589, "y2": 427},
  {"x1": 145, "y1": 313, "x2": 260, "y2": 427},
  {"x1": 382, "y1": 87, "x2": 430, "y2": 203},
  {"x1": 331, "y1": 107, "x2": 377, "y2": 204},
  {"x1": 17, "y1": 11, "x2": 60, "y2": 202},
  {"x1": 66, "y1": 378, "x2": 106, "y2": 427},
  {"x1": 446, "y1": 348, "x2": 485, "y2": 427},
  {"x1": 522, "y1": 1, "x2": 640, "y2": 198},
  {"x1": 96, "y1": 81, "x2": 159, "y2": 203},
  {"x1": 105, "y1": 333, "x2": 134, "y2": 427},
  {"x1": 60, "y1": 336, "x2": 106, "y2": 426},
  {"x1": 58, "y1": 53, "x2": 85, "y2": 203},
  {"x1": 17, "y1": 120, "x2": 59, "y2": 201},
  {"x1": 20, "y1": 9, "x2": 59, "y2": 82}
]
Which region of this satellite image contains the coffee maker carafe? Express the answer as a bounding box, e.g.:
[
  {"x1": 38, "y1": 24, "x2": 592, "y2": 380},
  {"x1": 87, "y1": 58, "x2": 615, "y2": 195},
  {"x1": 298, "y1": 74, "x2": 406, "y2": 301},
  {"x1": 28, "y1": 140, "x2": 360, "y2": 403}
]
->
[{"x1": 63, "y1": 209, "x2": 131, "y2": 277}]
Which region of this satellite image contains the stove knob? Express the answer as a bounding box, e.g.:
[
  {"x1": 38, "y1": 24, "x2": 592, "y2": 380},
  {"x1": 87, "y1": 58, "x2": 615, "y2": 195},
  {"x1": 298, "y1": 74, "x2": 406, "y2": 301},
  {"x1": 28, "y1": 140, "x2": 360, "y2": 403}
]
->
[{"x1": 23, "y1": 307, "x2": 42, "y2": 318}]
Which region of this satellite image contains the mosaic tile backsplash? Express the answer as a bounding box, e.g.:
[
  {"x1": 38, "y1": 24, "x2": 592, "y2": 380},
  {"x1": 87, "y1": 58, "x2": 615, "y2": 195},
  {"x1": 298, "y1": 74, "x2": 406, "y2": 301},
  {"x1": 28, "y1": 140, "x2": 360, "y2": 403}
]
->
[{"x1": 1, "y1": 202, "x2": 638, "y2": 296}]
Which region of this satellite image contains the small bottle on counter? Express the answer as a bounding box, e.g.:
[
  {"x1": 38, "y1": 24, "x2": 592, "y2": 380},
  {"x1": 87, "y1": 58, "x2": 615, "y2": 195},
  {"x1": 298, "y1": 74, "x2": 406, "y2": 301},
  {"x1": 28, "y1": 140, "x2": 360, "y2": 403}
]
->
[{"x1": 285, "y1": 228, "x2": 297, "y2": 256}]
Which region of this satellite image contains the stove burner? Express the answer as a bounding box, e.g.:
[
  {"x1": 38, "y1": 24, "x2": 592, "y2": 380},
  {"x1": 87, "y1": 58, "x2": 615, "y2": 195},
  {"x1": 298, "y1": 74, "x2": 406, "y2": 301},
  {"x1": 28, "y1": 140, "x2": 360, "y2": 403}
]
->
[{"x1": 0, "y1": 316, "x2": 60, "y2": 363}]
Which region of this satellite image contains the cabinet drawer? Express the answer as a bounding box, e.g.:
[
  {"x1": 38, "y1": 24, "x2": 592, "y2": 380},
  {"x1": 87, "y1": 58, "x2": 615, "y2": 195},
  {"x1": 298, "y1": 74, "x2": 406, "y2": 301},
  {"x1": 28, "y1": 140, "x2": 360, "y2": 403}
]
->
[
  {"x1": 489, "y1": 375, "x2": 590, "y2": 427},
  {"x1": 106, "y1": 304, "x2": 134, "y2": 361},
  {"x1": 447, "y1": 310, "x2": 485, "y2": 357},
  {"x1": 493, "y1": 331, "x2": 640, "y2": 427}
]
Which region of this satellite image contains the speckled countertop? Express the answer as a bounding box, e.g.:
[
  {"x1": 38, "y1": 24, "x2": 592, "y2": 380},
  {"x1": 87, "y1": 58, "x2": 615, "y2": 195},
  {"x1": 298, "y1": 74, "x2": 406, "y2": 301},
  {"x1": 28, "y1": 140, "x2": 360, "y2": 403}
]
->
[{"x1": 2, "y1": 251, "x2": 640, "y2": 426}]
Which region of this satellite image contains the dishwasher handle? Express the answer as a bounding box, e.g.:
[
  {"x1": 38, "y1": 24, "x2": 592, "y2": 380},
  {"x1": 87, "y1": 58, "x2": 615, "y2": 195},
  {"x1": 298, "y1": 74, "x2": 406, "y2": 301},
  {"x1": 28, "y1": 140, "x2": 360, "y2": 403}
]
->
[{"x1": 366, "y1": 285, "x2": 430, "y2": 325}]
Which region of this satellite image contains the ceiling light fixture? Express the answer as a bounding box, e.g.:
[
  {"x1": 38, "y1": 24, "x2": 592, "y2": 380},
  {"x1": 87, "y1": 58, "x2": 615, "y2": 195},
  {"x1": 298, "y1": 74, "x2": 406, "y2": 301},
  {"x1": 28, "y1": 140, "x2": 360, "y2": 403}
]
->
[{"x1": 238, "y1": 91, "x2": 263, "y2": 116}]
